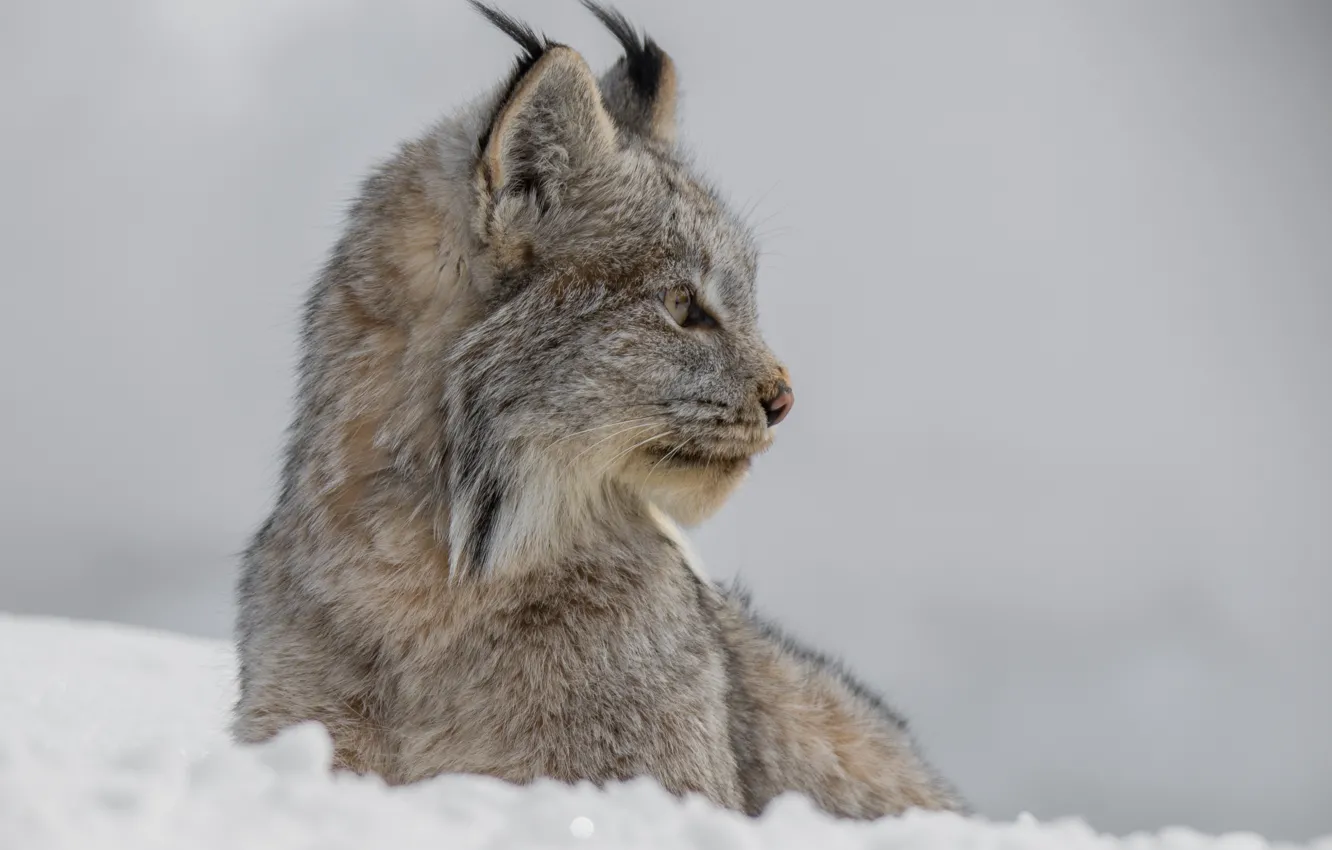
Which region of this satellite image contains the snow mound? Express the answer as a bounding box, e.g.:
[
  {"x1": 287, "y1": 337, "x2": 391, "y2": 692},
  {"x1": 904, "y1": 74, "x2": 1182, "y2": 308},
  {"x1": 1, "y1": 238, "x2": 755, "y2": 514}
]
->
[{"x1": 2, "y1": 613, "x2": 1327, "y2": 850}]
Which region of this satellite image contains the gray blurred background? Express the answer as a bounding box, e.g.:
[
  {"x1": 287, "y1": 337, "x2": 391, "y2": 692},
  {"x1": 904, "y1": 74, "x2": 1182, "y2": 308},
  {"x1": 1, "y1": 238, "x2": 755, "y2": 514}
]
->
[{"x1": 1, "y1": 0, "x2": 1329, "y2": 840}]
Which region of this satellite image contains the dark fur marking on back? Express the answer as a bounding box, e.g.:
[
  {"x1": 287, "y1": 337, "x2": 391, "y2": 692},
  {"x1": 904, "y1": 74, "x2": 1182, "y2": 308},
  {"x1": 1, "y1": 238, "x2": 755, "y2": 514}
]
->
[
  {"x1": 723, "y1": 579, "x2": 910, "y2": 732},
  {"x1": 676, "y1": 562, "x2": 769, "y2": 815},
  {"x1": 579, "y1": 0, "x2": 665, "y2": 99}
]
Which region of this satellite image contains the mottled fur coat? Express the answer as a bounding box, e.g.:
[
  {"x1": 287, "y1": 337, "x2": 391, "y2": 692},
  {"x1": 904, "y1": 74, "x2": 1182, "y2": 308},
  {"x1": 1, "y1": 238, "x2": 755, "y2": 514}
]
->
[{"x1": 233, "y1": 1, "x2": 963, "y2": 819}]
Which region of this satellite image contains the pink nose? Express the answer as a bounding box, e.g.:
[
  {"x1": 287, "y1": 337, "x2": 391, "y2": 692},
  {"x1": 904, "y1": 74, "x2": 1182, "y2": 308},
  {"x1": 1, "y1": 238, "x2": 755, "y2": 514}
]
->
[{"x1": 763, "y1": 385, "x2": 794, "y2": 427}]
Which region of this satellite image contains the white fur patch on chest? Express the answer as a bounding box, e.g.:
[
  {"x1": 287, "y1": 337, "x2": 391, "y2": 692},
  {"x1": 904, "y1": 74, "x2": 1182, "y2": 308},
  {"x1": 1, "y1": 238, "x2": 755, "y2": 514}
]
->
[{"x1": 647, "y1": 502, "x2": 709, "y2": 581}]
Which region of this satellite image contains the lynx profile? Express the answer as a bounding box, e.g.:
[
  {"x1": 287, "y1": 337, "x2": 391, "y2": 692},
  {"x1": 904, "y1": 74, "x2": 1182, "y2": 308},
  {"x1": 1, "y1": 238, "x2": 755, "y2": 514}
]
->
[{"x1": 234, "y1": 1, "x2": 963, "y2": 819}]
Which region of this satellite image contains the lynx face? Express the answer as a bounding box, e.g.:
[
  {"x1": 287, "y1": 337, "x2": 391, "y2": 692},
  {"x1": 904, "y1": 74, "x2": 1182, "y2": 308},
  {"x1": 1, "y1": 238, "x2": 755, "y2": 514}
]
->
[
  {"x1": 464, "y1": 184, "x2": 789, "y2": 518},
  {"x1": 441, "y1": 5, "x2": 791, "y2": 575}
]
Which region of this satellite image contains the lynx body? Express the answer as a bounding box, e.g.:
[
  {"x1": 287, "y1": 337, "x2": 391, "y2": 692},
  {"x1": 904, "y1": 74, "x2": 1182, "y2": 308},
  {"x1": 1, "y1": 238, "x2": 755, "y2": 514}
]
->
[{"x1": 233, "y1": 2, "x2": 963, "y2": 819}]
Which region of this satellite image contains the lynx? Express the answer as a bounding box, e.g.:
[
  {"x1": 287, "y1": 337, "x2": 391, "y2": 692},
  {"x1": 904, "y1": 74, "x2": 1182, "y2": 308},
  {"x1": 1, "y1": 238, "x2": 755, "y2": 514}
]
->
[{"x1": 233, "y1": 1, "x2": 964, "y2": 819}]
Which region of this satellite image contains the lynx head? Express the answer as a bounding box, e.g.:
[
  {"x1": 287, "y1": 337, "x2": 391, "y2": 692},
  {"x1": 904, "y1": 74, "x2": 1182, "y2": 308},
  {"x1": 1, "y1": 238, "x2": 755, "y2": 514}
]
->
[{"x1": 437, "y1": 2, "x2": 792, "y2": 577}]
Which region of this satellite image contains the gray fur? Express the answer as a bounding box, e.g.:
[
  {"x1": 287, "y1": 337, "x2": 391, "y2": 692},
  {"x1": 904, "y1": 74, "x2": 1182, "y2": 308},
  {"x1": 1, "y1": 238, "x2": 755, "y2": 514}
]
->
[{"x1": 233, "y1": 2, "x2": 964, "y2": 819}]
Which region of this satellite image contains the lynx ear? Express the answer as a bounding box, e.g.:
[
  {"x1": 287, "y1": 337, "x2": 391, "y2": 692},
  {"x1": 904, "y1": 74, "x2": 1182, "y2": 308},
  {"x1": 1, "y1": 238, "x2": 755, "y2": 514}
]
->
[
  {"x1": 581, "y1": 1, "x2": 678, "y2": 145},
  {"x1": 472, "y1": 5, "x2": 617, "y2": 230}
]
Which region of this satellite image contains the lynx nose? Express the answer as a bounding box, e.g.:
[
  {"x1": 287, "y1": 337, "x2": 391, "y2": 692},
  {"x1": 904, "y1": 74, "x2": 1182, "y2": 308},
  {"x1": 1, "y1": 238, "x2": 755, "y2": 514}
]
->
[{"x1": 763, "y1": 384, "x2": 794, "y2": 427}]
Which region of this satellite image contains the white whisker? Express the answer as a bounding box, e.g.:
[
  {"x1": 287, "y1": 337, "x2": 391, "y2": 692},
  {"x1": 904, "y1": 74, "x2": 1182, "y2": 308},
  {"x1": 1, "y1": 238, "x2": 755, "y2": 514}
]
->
[
  {"x1": 549, "y1": 415, "x2": 661, "y2": 448},
  {"x1": 644, "y1": 436, "x2": 695, "y2": 488},
  {"x1": 563, "y1": 422, "x2": 659, "y2": 470},
  {"x1": 596, "y1": 430, "x2": 673, "y2": 478}
]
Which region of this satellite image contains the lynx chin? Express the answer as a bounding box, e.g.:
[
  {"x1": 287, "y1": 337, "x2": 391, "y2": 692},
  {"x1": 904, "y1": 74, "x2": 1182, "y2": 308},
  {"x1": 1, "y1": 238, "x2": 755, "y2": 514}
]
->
[{"x1": 233, "y1": 0, "x2": 964, "y2": 819}]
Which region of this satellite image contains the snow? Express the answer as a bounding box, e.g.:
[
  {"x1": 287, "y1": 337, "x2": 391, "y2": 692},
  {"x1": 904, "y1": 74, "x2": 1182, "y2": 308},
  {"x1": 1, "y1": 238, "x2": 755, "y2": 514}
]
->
[{"x1": 2, "y1": 613, "x2": 1328, "y2": 850}]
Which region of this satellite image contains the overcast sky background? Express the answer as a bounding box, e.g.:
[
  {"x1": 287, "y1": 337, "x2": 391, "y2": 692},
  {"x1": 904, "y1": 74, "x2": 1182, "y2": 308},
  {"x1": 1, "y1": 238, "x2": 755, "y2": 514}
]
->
[{"x1": 2, "y1": 0, "x2": 1329, "y2": 840}]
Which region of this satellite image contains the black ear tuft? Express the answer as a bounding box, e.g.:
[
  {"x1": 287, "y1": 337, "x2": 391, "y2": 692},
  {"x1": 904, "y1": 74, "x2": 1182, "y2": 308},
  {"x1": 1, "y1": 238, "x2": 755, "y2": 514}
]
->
[
  {"x1": 579, "y1": 0, "x2": 664, "y2": 100},
  {"x1": 469, "y1": 1, "x2": 546, "y2": 60},
  {"x1": 467, "y1": 9, "x2": 618, "y2": 244},
  {"x1": 469, "y1": 2, "x2": 556, "y2": 153}
]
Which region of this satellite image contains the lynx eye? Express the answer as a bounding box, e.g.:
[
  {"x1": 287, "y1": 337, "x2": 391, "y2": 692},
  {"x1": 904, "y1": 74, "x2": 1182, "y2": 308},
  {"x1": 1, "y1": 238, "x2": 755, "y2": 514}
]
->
[
  {"x1": 665, "y1": 285, "x2": 692, "y2": 326},
  {"x1": 663, "y1": 285, "x2": 718, "y2": 330}
]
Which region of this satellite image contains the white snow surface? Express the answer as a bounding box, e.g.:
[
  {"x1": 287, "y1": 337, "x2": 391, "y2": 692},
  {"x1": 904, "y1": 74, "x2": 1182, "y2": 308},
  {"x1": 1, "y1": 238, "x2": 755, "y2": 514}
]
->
[{"x1": 3, "y1": 613, "x2": 1328, "y2": 850}]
